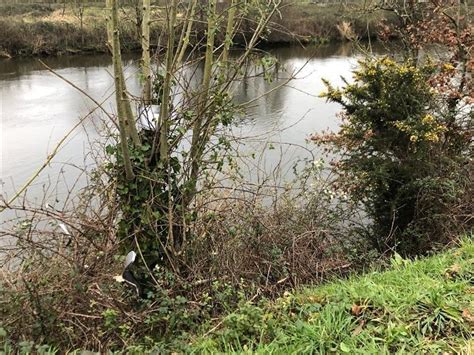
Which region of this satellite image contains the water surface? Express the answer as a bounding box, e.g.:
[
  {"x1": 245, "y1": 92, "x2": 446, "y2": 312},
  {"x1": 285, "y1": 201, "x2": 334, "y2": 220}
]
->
[{"x1": 1, "y1": 43, "x2": 383, "y2": 215}]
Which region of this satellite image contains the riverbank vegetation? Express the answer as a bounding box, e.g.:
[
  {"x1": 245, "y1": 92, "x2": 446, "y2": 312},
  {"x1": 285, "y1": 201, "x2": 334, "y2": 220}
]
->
[
  {"x1": 0, "y1": 0, "x2": 399, "y2": 57},
  {"x1": 190, "y1": 237, "x2": 474, "y2": 354},
  {"x1": 2, "y1": 237, "x2": 473, "y2": 353},
  {"x1": 1, "y1": 0, "x2": 473, "y2": 353}
]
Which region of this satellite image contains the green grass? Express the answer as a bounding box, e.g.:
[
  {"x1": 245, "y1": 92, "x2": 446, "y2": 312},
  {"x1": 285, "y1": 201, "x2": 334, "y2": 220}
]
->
[
  {"x1": 2, "y1": 238, "x2": 472, "y2": 353},
  {"x1": 190, "y1": 238, "x2": 474, "y2": 354}
]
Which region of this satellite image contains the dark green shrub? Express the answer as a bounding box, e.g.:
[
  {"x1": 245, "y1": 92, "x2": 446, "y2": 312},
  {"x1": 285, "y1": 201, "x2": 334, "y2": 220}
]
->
[{"x1": 317, "y1": 57, "x2": 472, "y2": 255}]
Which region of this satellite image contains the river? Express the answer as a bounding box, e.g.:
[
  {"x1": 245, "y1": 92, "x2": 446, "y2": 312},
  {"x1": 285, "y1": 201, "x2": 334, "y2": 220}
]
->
[{"x1": 1, "y1": 43, "x2": 384, "y2": 219}]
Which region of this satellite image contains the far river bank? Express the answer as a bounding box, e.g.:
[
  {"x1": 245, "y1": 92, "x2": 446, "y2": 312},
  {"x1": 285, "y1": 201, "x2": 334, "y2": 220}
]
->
[{"x1": 0, "y1": 2, "x2": 396, "y2": 58}]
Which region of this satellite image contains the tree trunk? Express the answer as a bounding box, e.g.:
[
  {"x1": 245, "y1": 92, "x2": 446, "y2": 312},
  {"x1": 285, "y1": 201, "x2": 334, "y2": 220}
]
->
[
  {"x1": 176, "y1": 0, "x2": 198, "y2": 64},
  {"x1": 222, "y1": 0, "x2": 237, "y2": 65},
  {"x1": 80, "y1": 5, "x2": 84, "y2": 46},
  {"x1": 185, "y1": 0, "x2": 217, "y2": 206},
  {"x1": 141, "y1": 0, "x2": 151, "y2": 104},
  {"x1": 109, "y1": 0, "x2": 135, "y2": 180},
  {"x1": 157, "y1": 0, "x2": 178, "y2": 163}
]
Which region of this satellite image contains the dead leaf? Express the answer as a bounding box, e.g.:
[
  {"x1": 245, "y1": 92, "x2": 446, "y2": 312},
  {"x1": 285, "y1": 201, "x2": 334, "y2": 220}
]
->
[
  {"x1": 306, "y1": 295, "x2": 325, "y2": 304},
  {"x1": 352, "y1": 320, "x2": 366, "y2": 336},
  {"x1": 462, "y1": 309, "x2": 474, "y2": 324},
  {"x1": 449, "y1": 264, "x2": 461, "y2": 273},
  {"x1": 351, "y1": 304, "x2": 363, "y2": 316},
  {"x1": 445, "y1": 263, "x2": 462, "y2": 278},
  {"x1": 461, "y1": 339, "x2": 474, "y2": 354}
]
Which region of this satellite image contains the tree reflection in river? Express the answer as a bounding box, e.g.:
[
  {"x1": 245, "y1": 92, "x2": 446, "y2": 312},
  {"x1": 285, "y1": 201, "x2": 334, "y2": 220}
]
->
[{"x1": 0, "y1": 42, "x2": 387, "y2": 217}]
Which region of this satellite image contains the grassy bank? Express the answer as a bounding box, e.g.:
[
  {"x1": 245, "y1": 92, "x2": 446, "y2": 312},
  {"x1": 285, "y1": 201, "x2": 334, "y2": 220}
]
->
[
  {"x1": 0, "y1": 4, "x2": 144, "y2": 57},
  {"x1": 0, "y1": 2, "x2": 394, "y2": 57},
  {"x1": 2, "y1": 237, "x2": 472, "y2": 353},
  {"x1": 266, "y1": 2, "x2": 392, "y2": 44},
  {"x1": 189, "y1": 237, "x2": 473, "y2": 353}
]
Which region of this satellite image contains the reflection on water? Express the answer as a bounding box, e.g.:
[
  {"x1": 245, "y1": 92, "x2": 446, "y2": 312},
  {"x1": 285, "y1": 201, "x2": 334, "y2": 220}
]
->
[
  {"x1": 0, "y1": 43, "x2": 362, "y2": 80},
  {"x1": 0, "y1": 43, "x2": 386, "y2": 218}
]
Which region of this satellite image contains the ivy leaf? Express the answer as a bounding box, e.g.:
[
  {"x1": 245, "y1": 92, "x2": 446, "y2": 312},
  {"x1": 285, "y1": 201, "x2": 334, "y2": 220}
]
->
[{"x1": 105, "y1": 144, "x2": 115, "y2": 155}]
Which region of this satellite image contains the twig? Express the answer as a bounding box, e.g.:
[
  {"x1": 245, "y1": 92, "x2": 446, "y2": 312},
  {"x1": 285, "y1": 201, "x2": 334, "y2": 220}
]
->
[
  {"x1": 0, "y1": 105, "x2": 103, "y2": 213},
  {"x1": 38, "y1": 59, "x2": 118, "y2": 129}
]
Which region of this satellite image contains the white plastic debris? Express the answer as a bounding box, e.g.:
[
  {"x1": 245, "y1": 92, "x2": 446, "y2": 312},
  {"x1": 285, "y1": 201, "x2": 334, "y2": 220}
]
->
[
  {"x1": 58, "y1": 223, "x2": 71, "y2": 236},
  {"x1": 113, "y1": 275, "x2": 125, "y2": 283},
  {"x1": 124, "y1": 251, "x2": 137, "y2": 269}
]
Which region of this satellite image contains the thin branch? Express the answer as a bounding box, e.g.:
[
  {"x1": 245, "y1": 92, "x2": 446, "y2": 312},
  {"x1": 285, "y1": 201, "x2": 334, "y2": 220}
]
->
[{"x1": 38, "y1": 59, "x2": 118, "y2": 129}]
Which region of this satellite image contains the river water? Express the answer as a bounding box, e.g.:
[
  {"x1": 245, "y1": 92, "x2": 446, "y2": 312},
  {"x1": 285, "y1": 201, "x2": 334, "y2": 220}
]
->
[{"x1": 1, "y1": 43, "x2": 383, "y2": 218}]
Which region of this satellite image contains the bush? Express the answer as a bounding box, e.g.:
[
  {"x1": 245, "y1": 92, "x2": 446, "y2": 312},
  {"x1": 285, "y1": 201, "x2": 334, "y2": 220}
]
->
[
  {"x1": 1, "y1": 148, "x2": 371, "y2": 352},
  {"x1": 316, "y1": 57, "x2": 472, "y2": 255}
]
